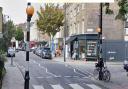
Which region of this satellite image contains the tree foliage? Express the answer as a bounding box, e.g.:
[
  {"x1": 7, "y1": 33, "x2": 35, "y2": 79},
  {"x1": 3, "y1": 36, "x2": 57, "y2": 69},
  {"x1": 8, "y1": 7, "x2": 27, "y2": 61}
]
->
[
  {"x1": 116, "y1": 0, "x2": 128, "y2": 21},
  {"x1": 104, "y1": 0, "x2": 128, "y2": 21},
  {"x1": 4, "y1": 20, "x2": 16, "y2": 42},
  {"x1": 103, "y1": 3, "x2": 114, "y2": 14},
  {"x1": 15, "y1": 27, "x2": 24, "y2": 41},
  {"x1": 2, "y1": 20, "x2": 16, "y2": 51},
  {"x1": 37, "y1": 4, "x2": 64, "y2": 37}
]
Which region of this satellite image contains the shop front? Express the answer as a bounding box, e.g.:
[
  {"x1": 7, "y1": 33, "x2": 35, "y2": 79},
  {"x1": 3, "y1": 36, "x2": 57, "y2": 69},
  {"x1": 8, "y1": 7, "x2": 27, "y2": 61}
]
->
[{"x1": 66, "y1": 33, "x2": 98, "y2": 60}]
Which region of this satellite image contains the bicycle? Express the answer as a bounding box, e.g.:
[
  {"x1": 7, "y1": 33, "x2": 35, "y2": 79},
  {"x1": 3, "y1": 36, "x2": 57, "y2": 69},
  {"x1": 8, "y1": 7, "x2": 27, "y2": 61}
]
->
[{"x1": 93, "y1": 64, "x2": 111, "y2": 82}]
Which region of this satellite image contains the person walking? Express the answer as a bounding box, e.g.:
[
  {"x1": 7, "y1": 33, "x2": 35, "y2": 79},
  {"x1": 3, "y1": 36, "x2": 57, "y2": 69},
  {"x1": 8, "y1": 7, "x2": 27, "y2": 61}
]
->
[{"x1": 72, "y1": 49, "x2": 78, "y2": 60}]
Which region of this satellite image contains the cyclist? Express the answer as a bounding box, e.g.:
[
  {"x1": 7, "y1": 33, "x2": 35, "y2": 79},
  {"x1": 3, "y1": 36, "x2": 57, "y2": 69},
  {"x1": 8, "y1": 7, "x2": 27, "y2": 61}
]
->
[
  {"x1": 124, "y1": 60, "x2": 128, "y2": 76},
  {"x1": 96, "y1": 58, "x2": 104, "y2": 80}
]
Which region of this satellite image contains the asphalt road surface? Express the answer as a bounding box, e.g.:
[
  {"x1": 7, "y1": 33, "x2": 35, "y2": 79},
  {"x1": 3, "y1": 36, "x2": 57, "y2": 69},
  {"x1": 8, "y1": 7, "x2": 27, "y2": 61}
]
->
[{"x1": 14, "y1": 51, "x2": 108, "y2": 89}]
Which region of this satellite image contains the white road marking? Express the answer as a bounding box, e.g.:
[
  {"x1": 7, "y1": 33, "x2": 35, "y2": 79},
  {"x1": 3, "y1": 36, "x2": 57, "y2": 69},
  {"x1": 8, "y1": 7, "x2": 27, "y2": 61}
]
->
[
  {"x1": 74, "y1": 69, "x2": 76, "y2": 72},
  {"x1": 38, "y1": 63, "x2": 41, "y2": 67},
  {"x1": 46, "y1": 68, "x2": 48, "y2": 72},
  {"x1": 86, "y1": 84, "x2": 102, "y2": 89},
  {"x1": 33, "y1": 60, "x2": 36, "y2": 63},
  {"x1": 36, "y1": 77, "x2": 45, "y2": 78},
  {"x1": 33, "y1": 85, "x2": 44, "y2": 89},
  {"x1": 45, "y1": 68, "x2": 58, "y2": 77},
  {"x1": 51, "y1": 84, "x2": 64, "y2": 89},
  {"x1": 73, "y1": 69, "x2": 87, "y2": 77},
  {"x1": 69, "y1": 84, "x2": 84, "y2": 89},
  {"x1": 64, "y1": 76, "x2": 71, "y2": 78},
  {"x1": 65, "y1": 64, "x2": 68, "y2": 67}
]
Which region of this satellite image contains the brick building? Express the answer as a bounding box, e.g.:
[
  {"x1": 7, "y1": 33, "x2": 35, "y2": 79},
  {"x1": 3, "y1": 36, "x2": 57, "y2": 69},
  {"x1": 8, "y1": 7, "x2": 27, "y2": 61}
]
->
[{"x1": 64, "y1": 3, "x2": 125, "y2": 61}]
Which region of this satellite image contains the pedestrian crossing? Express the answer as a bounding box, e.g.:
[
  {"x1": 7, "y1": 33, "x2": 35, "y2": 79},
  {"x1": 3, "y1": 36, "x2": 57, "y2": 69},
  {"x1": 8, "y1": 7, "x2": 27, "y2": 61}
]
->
[
  {"x1": 69, "y1": 84, "x2": 84, "y2": 89},
  {"x1": 33, "y1": 83, "x2": 102, "y2": 89},
  {"x1": 51, "y1": 84, "x2": 64, "y2": 89},
  {"x1": 33, "y1": 85, "x2": 44, "y2": 89}
]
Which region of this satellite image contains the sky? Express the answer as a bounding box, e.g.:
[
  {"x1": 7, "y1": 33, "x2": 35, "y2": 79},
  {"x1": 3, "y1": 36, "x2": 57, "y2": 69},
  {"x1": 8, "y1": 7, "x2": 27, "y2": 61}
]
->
[
  {"x1": 0, "y1": 0, "x2": 114, "y2": 24},
  {"x1": 0, "y1": 0, "x2": 41, "y2": 24}
]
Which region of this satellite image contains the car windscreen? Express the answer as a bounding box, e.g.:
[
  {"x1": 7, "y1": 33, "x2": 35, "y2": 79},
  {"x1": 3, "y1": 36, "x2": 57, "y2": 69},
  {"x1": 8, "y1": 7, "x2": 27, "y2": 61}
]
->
[{"x1": 43, "y1": 48, "x2": 51, "y2": 52}]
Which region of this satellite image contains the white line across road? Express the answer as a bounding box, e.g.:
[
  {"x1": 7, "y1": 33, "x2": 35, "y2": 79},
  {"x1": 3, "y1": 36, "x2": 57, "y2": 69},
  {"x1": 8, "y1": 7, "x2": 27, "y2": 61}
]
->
[
  {"x1": 69, "y1": 84, "x2": 84, "y2": 89},
  {"x1": 51, "y1": 84, "x2": 64, "y2": 89},
  {"x1": 33, "y1": 85, "x2": 44, "y2": 89},
  {"x1": 86, "y1": 84, "x2": 102, "y2": 89},
  {"x1": 33, "y1": 83, "x2": 102, "y2": 89}
]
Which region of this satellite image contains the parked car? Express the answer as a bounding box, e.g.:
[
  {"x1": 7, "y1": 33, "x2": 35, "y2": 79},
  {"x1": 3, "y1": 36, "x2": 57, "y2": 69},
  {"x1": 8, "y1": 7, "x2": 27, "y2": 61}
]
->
[
  {"x1": 30, "y1": 47, "x2": 36, "y2": 52},
  {"x1": 41, "y1": 48, "x2": 52, "y2": 59},
  {"x1": 33, "y1": 48, "x2": 37, "y2": 54},
  {"x1": 7, "y1": 47, "x2": 15, "y2": 57},
  {"x1": 35, "y1": 47, "x2": 43, "y2": 56}
]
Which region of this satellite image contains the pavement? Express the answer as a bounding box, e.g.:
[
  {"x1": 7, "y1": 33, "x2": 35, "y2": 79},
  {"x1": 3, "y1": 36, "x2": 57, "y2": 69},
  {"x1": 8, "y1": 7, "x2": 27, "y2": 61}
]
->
[
  {"x1": 1, "y1": 55, "x2": 126, "y2": 89},
  {"x1": 53, "y1": 56, "x2": 123, "y2": 65},
  {"x1": 2, "y1": 58, "x2": 24, "y2": 89}
]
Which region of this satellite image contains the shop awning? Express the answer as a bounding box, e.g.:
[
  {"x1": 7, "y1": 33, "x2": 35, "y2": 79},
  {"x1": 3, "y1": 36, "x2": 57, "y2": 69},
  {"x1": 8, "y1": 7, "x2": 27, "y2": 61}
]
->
[
  {"x1": 66, "y1": 36, "x2": 77, "y2": 44},
  {"x1": 66, "y1": 33, "x2": 98, "y2": 44}
]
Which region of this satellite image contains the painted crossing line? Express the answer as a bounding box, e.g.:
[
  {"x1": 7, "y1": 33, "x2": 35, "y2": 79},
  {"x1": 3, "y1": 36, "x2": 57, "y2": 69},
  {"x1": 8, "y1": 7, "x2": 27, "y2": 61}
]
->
[
  {"x1": 69, "y1": 84, "x2": 84, "y2": 89},
  {"x1": 33, "y1": 84, "x2": 102, "y2": 89},
  {"x1": 86, "y1": 84, "x2": 102, "y2": 89},
  {"x1": 51, "y1": 84, "x2": 64, "y2": 89},
  {"x1": 33, "y1": 85, "x2": 44, "y2": 89}
]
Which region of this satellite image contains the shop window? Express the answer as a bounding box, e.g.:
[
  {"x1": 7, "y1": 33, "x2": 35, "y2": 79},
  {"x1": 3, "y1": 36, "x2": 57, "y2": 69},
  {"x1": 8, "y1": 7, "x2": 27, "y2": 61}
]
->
[{"x1": 86, "y1": 41, "x2": 97, "y2": 57}]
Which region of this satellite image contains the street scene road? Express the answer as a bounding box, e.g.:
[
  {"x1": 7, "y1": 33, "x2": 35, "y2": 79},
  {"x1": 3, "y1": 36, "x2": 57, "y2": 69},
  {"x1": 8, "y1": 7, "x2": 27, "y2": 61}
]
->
[
  {"x1": 13, "y1": 51, "x2": 107, "y2": 89},
  {"x1": 1, "y1": 1, "x2": 128, "y2": 89}
]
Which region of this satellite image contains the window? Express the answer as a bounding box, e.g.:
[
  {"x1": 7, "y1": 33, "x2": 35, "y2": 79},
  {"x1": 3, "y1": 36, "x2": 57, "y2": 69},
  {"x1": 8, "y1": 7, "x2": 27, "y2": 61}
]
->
[
  {"x1": 76, "y1": 5, "x2": 80, "y2": 14},
  {"x1": 75, "y1": 23, "x2": 77, "y2": 34},
  {"x1": 82, "y1": 4, "x2": 85, "y2": 10},
  {"x1": 74, "y1": 8, "x2": 77, "y2": 16},
  {"x1": 86, "y1": 41, "x2": 97, "y2": 56},
  {"x1": 82, "y1": 20, "x2": 85, "y2": 34},
  {"x1": 77, "y1": 22, "x2": 80, "y2": 34},
  {"x1": 74, "y1": 23, "x2": 76, "y2": 34}
]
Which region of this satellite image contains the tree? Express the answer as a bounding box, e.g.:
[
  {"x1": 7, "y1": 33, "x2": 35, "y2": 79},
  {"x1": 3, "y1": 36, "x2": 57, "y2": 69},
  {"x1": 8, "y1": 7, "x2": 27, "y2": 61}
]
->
[
  {"x1": 116, "y1": 0, "x2": 128, "y2": 21},
  {"x1": 36, "y1": 4, "x2": 64, "y2": 37},
  {"x1": 2, "y1": 20, "x2": 16, "y2": 51},
  {"x1": 104, "y1": 0, "x2": 128, "y2": 21},
  {"x1": 15, "y1": 27, "x2": 24, "y2": 41}
]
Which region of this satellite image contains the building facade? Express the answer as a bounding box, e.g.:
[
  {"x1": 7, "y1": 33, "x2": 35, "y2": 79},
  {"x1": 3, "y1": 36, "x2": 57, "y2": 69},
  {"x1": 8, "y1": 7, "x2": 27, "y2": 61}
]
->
[{"x1": 65, "y1": 3, "x2": 125, "y2": 61}]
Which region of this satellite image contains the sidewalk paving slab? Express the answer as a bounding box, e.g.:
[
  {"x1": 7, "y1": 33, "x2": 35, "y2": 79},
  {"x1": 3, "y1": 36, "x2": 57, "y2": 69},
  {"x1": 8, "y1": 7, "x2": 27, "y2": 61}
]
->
[{"x1": 2, "y1": 60, "x2": 24, "y2": 89}]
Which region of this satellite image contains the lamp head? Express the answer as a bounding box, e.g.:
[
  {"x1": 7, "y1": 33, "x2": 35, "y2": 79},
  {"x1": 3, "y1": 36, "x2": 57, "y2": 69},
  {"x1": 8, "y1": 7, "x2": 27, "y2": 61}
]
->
[
  {"x1": 96, "y1": 27, "x2": 101, "y2": 33},
  {"x1": 26, "y1": 2, "x2": 34, "y2": 16}
]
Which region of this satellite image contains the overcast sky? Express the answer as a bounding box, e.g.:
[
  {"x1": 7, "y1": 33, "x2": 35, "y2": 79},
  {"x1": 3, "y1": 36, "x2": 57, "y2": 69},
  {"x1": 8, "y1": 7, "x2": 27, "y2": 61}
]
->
[{"x1": 0, "y1": 0, "x2": 41, "y2": 24}]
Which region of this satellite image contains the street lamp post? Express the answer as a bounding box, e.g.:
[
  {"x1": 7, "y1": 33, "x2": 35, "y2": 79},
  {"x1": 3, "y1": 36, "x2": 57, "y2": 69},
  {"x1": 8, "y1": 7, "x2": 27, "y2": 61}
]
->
[
  {"x1": 25, "y1": 2, "x2": 34, "y2": 89},
  {"x1": 64, "y1": 3, "x2": 66, "y2": 62},
  {"x1": 96, "y1": 3, "x2": 104, "y2": 80},
  {"x1": 98, "y1": 3, "x2": 104, "y2": 80}
]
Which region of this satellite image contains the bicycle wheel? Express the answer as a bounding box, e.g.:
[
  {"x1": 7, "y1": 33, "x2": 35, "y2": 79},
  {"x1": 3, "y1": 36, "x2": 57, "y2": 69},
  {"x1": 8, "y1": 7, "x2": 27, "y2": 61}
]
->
[
  {"x1": 93, "y1": 69, "x2": 99, "y2": 79},
  {"x1": 103, "y1": 70, "x2": 111, "y2": 82}
]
